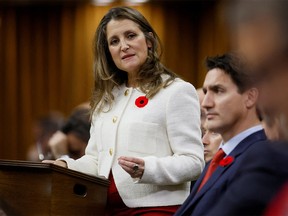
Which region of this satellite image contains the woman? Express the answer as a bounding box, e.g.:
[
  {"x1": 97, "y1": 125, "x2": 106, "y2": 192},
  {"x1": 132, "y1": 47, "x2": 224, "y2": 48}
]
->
[{"x1": 45, "y1": 6, "x2": 204, "y2": 215}]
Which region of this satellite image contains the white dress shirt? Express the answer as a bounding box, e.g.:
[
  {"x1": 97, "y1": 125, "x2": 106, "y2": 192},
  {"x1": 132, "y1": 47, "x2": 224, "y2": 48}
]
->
[{"x1": 220, "y1": 125, "x2": 263, "y2": 156}]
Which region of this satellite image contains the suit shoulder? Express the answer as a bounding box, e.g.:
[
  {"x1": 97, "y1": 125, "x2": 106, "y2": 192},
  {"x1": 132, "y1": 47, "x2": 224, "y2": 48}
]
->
[{"x1": 243, "y1": 140, "x2": 288, "y2": 170}]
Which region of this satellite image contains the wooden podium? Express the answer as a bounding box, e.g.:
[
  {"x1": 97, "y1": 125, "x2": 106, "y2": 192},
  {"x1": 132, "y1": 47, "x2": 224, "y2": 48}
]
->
[{"x1": 0, "y1": 159, "x2": 109, "y2": 216}]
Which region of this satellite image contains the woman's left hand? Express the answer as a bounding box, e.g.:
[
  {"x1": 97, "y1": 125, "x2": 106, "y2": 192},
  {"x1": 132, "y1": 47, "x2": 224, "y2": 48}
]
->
[{"x1": 118, "y1": 156, "x2": 145, "y2": 179}]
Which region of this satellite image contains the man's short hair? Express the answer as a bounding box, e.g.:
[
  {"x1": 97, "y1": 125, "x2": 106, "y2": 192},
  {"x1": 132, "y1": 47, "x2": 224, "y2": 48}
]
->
[{"x1": 205, "y1": 52, "x2": 253, "y2": 93}]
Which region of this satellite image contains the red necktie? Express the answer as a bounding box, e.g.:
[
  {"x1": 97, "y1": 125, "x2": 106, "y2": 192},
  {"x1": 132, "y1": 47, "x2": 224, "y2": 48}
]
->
[{"x1": 198, "y1": 148, "x2": 226, "y2": 192}]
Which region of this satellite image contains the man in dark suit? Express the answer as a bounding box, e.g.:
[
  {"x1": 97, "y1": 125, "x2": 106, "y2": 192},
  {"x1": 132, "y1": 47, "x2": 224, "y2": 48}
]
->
[
  {"x1": 174, "y1": 52, "x2": 267, "y2": 216},
  {"x1": 205, "y1": 140, "x2": 288, "y2": 216},
  {"x1": 201, "y1": 0, "x2": 288, "y2": 215}
]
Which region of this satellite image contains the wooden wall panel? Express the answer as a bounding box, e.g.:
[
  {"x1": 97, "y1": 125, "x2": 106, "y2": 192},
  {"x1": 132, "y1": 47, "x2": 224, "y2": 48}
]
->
[
  {"x1": 18, "y1": 9, "x2": 33, "y2": 158},
  {"x1": 59, "y1": 6, "x2": 75, "y2": 111},
  {"x1": 196, "y1": 0, "x2": 230, "y2": 86},
  {"x1": 161, "y1": 3, "x2": 198, "y2": 85},
  {"x1": 2, "y1": 8, "x2": 19, "y2": 159}
]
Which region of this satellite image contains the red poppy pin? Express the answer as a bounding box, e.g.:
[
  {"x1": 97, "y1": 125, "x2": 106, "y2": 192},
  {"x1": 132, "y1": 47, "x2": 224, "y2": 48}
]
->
[
  {"x1": 219, "y1": 156, "x2": 234, "y2": 167},
  {"x1": 135, "y1": 96, "x2": 148, "y2": 108}
]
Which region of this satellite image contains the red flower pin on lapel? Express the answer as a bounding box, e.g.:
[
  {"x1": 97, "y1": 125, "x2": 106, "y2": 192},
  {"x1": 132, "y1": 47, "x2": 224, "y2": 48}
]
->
[
  {"x1": 135, "y1": 96, "x2": 148, "y2": 108},
  {"x1": 219, "y1": 156, "x2": 234, "y2": 167}
]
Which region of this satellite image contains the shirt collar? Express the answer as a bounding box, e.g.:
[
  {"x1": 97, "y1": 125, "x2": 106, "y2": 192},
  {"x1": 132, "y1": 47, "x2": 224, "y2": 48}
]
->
[{"x1": 220, "y1": 124, "x2": 263, "y2": 156}]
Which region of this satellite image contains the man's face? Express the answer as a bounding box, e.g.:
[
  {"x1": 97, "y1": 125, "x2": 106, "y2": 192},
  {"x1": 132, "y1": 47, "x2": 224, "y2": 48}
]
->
[
  {"x1": 202, "y1": 68, "x2": 248, "y2": 141},
  {"x1": 202, "y1": 125, "x2": 222, "y2": 163},
  {"x1": 235, "y1": 15, "x2": 288, "y2": 140}
]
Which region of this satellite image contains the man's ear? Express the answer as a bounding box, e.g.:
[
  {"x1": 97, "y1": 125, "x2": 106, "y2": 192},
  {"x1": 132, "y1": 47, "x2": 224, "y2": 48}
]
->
[{"x1": 245, "y1": 88, "x2": 259, "y2": 108}]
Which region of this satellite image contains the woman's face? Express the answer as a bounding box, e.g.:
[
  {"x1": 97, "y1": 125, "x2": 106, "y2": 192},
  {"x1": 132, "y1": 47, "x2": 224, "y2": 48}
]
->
[{"x1": 106, "y1": 19, "x2": 151, "y2": 78}]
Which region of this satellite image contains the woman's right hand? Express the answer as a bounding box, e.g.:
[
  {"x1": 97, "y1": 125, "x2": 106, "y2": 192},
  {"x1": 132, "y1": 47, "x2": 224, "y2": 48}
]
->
[{"x1": 42, "y1": 160, "x2": 68, "y2": 168}]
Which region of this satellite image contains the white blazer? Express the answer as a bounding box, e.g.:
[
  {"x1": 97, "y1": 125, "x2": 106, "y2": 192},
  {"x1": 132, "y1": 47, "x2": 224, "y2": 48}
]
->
[{"x1": 63, "y1": 77, "x2": 204, "y2": 208}]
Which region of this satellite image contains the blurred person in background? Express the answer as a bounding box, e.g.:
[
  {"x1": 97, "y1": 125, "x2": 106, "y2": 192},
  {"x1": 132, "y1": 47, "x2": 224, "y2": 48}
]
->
[
  {"x1": 261, "y1": 114, "x2": 281, "y2": 141},
  {"x1": 26, "y1": 111, "x2": 65, "y2": 161},
  {"x1": 49, "y1": 104, "x2": 90, "y2": 160},
  {"x1": 202, "y1": 122, "x2": 222, "y2": 163},
  {"x1": 228, "y1": 0, "x2": 288, "y2": 141}
]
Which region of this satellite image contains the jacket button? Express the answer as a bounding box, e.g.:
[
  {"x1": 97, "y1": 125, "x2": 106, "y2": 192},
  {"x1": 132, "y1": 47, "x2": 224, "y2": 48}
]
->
[
  {"x1": 112, "y1": 116, "x2": 117, "y2": 123},
  {"x1": 109, "y1": 148, "x2": 113, "y2": 156},
  {"x1": 124, "y1": 89, "x2": 129, "y2": 96}
]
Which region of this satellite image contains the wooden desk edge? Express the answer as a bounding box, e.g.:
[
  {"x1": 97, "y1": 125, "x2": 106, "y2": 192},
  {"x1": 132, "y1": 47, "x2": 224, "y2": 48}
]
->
[{"x1": 0, "y1": 159, "x2": 110, "y2": 187}]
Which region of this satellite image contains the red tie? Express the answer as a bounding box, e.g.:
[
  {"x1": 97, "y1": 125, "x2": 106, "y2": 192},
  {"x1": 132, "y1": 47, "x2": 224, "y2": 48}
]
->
[{"x1": 198, "y1": 148, "x2": 226, "y2": 192}]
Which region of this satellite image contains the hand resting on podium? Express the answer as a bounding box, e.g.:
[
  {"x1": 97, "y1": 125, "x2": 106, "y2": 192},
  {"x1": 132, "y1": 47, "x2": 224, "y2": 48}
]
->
[{"x1": 42, "y1": 159, "x2": 67, "y2": 168}]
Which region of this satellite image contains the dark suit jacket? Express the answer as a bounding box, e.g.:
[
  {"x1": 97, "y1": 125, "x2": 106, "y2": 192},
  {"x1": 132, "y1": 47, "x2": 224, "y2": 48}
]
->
[
  {"x1": 174, "y1": 129, "x2": 267, "y2": 216},
  {"x1": 206, "y1": 140, "x2": 288, "y2": 216}
]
